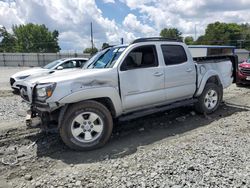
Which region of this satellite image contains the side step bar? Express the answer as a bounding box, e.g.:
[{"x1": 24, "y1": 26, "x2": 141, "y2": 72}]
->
[{"x1": 119, "y1": 98, "x2": 197, "y2": 122}]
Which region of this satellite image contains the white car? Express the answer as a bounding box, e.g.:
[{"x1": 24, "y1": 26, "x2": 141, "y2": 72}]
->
[{"x1": 10, "y1": 57, "x2": 88, "y2": 91}]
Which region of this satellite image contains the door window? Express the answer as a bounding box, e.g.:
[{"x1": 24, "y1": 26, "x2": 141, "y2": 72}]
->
[
  {"x1": 121, "y1": 45, "x2": 158, "y2": 71},
  {"x1": 161, "y1": 45, "x2": 187, "y2": 65},
  {"x1": 77, "y1": 60, "x2": 87, "y2": 67},
  {"x1": 61, "y1": 60, "x2": 76, "y2": 69}
]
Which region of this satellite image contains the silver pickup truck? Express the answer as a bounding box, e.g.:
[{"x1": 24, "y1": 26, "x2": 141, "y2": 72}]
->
[{"x1": 19, "y1": 38, "x2": 237, "y2": 150}]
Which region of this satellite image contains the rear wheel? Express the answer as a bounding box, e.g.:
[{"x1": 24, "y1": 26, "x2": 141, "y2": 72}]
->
[
  {"x1": 195, "y1": 83, "x2": 222, "y2": 114},
  {"x1": 60, "y1": 100, "x2": 113, "y2": 150}
]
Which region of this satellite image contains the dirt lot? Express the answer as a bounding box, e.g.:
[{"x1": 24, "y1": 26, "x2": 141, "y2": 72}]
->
[{"x1": 0, "y1": 67, "x2": 250, "y2": 188}]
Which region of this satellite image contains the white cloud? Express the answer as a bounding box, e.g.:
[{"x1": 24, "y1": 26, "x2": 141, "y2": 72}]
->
[
  {"x1": 0, "y1": 0, "x2": 133, "y2": 51},
  {"x1": 121, "y1": 0, "x2": 250, "y2": 38},
  {"x1": 123, "y1": 13, "x2": 156, "y2": 35},
  {"x1": 103, "y1": 0, "x2": 115, "y2": 3}
]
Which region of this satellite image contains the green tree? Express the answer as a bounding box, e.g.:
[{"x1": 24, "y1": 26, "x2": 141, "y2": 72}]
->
[
  {"x1": 0, "y1": 26, "x2": 16, "y2": 52},
  {"x1": 160, "y1": 28, "x2": 183, "y2": 40},
  {"x1": 205, "y1": 22, "x2": 242, "y2": 46},
  {"x1": 195, "y1": 35, "x2": 207, "y2": 45},
  {"x1": 195, "y1": 22, "x2": 243, "y2": 47},
  {"x1": 184, "y1": 36, "x2": 194, "y2": 45},
  {"x1": 102, "y1": 42, "x2": 109, "y2": 49},
  {"x1": 12, "y1": 23, "x2": 60, "y2": 52},
  {"x1": 83, "y1": 47, "x2": 98, "y2": 55},
  {"x1": 240, "y1": 23, "x2": 250, "y2": 49}
]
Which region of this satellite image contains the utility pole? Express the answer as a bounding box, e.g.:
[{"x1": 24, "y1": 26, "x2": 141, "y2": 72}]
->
[
  {"x1": 194, "y1": 24, "x2": 197, "y2": 41},
  {"x1": 90, "y1": 22, "x2": 94, "y2": 51}
]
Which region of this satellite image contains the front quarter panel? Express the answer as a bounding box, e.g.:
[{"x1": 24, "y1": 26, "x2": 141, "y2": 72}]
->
[
  {"x1": 58, "y1": 87, "x2": 122, "y2": 116},
  {"x1": 45, "y1": 68, "x2": 123, "y2": 116}
]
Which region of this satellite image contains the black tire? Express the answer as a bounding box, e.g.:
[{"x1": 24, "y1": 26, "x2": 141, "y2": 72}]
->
[
  {"x1": 195, "y1": 83, "x2": 222, "y2": 114},
  {"x1": 60, "y1": 100, "x2": 113, "y2": 151}
]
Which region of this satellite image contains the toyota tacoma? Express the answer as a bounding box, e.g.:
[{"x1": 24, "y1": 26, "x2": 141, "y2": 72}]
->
[{"x1": 18, "y1": 37, "x2": 237, "y2": 150}]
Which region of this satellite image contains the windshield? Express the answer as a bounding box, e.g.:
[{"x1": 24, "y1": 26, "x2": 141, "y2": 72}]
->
[
  {"x1": 87, "y1": 46, "x2": 126, "y2": 69},
  {"x1": 83, "y1": 49, "x2": 109, "y2": 69},
  {"x1": 247, "y1": 59, "x2": 250, "y2": 63},
  {"x1": 43, "y1": 60, "x2": 62, "y2": 69}
]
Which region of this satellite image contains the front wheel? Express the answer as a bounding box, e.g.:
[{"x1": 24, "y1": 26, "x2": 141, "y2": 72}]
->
[
  {"x1": 195, "y1": 83, "x2": 222, "y2": 114},
  {"x1": 60, "y1": 100, "x2": 113, "y2": 151}
]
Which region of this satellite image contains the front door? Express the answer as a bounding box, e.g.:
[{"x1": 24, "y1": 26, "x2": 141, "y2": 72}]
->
[{"x1": 119, "y1": 45, "x2": 165, "y2": 111}]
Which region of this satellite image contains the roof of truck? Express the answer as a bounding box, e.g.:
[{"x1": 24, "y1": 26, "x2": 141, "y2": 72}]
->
[{"x1": 188, "y1": 45, "x2": 236, "y2": 49}]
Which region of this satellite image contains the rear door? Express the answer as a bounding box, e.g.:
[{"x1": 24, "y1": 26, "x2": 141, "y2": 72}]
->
[
  {"x1": 119, "y1": 45, "x2": 165, "y2": 111},
  {"x1": 161, "y1": 45, "x2": 196, "y2": 102}
]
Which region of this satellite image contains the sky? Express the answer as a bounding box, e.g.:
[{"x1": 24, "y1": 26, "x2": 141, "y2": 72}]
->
[{"x1": 0, "y1": 0, "x2": 250, "y2": 52}]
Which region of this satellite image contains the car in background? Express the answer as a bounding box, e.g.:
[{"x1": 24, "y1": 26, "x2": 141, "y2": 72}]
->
[
  {"x1": 10, "y1": 57, "x2": 88, "y2": 92},
  {"x1": 237, "y1": 58, "x2": 250, "y2": 86}
]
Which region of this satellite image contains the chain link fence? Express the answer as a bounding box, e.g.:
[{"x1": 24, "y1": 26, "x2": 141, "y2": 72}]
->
[{"x1": 0, "y1": 53, "x2": 91, "y2": 67}]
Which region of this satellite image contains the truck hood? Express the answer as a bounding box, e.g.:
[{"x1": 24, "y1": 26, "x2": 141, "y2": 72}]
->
[{"x1": 24, "y1": 68, "x2": 112, "y2": 85}]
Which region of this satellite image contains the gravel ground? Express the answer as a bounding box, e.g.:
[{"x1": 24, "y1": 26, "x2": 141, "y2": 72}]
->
[
  {"x1": 0, "y1": 95, "x2": 28, "y2": 122},
  {"x1": 0, "y1": 67, "x2": 250, "y2": 188},
  {"x1": 25, "y1": 110, "x2": 250, "y2": 188}
]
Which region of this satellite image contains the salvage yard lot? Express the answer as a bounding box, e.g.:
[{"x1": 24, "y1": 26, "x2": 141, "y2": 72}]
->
[{"x1": 0, "y1": 67, "x2": 250, "y2": 187}]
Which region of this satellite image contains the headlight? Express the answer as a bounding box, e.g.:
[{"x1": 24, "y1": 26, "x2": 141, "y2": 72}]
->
[
  {"x1": 36, "y1": 87, "x2": 47, "y2": 97},
  {"x1": 17, "y1": 75, "x2": 30, "y2": 80},
  {"x1": 35, "y1": 83, "x2": 56, "y2": 100}
]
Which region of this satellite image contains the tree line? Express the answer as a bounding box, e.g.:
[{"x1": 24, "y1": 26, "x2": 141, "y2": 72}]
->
[
  {"x1": 0, "y1": 23, "x2": 60, "y2": 53},
  {"x1": 1, "y1": 22, "x2": 250, "y2": 54},
  {"x1": 161, "y1": 22, "x2": 250, "y2": 49}
]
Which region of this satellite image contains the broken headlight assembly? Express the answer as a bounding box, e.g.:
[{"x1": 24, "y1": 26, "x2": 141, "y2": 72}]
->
[{"x1": 35, "y1": 83, "x2": 56, "y2": 101}]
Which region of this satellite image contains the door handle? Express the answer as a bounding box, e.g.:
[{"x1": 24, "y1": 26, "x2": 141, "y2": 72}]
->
[
  {"x1": 186, "y1": 68, "x2": 193, "y2": 72},
  {"x1": 153, "y1": 72, "x2": 163, "y2": 77}
]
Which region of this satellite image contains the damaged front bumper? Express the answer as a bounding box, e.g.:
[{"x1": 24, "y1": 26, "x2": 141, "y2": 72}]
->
[
  {"x1": 19, "y1": 82, "x2": 63, "y2": 129},
  {"x1": 25, "y1": 104, "x2": 61, "y2": 130},
  {"x1": 25, "y1": 109, "x2": 41, "y2": 128}
]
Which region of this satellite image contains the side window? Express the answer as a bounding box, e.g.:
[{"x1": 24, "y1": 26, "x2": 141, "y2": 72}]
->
[
  {"x1": 75, "y1": 60, "x2": 82, "y2": 68},
  {"x1": 61, "y1": 61, "x2": 76, "y2": 69},
  {"x1": 121, "y1": 45, "x2": 158, "y2": 71},
  {"x1": 78, "y1": 60, "x2": 87, "y2": 67},
  {"x1": 161, "y1": 45, "x2": 187, "y2": 65}
]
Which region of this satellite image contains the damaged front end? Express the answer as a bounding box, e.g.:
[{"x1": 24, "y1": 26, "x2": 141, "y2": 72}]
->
[{"x1": 20, "y1": 82, "x2": 62, "y2": 130}]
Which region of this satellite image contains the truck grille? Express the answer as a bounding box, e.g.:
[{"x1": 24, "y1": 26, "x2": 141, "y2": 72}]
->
[
  {"x1": 10, "y1": 78, "x2": 15, "y2": 86},
  {"x1": 20, "y1": 86, "x2": 29, "y2": 102},
  {"x1": 240, "y1": 67, "x2": 250, "y2": 76}
]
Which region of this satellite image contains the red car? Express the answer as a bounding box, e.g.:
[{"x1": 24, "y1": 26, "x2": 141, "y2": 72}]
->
[{"x1": 237, "y1": 59, "x2": 250, "y2": 85}]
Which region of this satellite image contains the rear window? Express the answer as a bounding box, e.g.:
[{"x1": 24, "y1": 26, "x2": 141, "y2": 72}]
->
[{"x1": 161, "y1": 45, "x2": 187, "y2": 65}]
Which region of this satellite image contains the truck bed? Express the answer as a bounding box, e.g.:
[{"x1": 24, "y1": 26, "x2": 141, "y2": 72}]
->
[{"x1": 194, "y1": 55, "x2": 238, "y2": 84}]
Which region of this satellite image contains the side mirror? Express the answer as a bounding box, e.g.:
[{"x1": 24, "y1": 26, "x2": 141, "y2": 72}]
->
[{"x1": 57, "y1": 66, "x2": 63, "y2": 70}]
